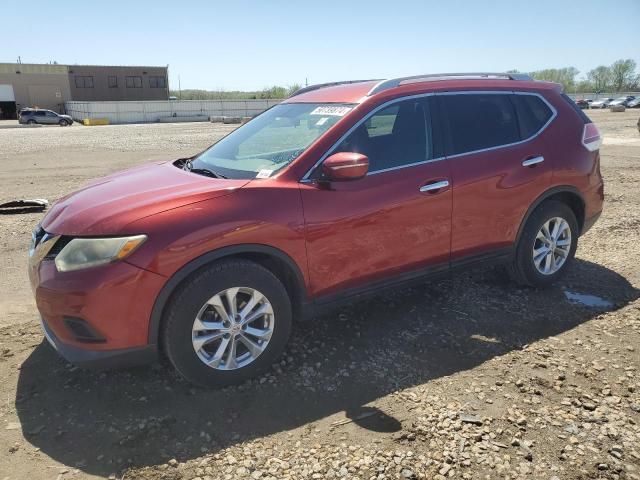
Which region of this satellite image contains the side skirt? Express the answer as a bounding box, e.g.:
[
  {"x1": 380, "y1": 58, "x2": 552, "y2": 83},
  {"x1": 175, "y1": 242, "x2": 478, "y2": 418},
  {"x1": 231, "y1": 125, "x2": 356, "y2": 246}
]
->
[{"x1": 302, "y1": 246, "x2": 513, "y2": 319}]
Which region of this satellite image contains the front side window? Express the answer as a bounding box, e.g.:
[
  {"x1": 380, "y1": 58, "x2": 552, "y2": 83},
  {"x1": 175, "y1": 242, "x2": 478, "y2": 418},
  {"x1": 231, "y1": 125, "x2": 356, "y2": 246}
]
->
[
  {"x1": 333, "y1": 98, "x2": 432, "y2": 173},
  {"x1": 191, "y1": 103, "x2": 353, "y2": 179},
  {"x1": 442, "y1": 93, "x2": 519, "y2": 155}
]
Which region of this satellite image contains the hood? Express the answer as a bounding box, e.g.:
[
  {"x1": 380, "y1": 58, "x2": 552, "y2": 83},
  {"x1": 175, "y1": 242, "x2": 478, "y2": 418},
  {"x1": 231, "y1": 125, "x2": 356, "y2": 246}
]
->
[{"x1": 42, "y1": 161, "x2": 249, "y2": 236}]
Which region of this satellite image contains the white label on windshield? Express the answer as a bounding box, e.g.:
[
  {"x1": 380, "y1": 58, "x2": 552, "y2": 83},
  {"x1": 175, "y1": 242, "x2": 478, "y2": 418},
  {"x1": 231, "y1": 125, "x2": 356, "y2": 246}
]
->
[
  {"x1": 315, "y1": 117, "x2": 329, "y2": 126},
  {"x1": 310, "y1": 106, "x2": 352, "y2": 116},
  {"x1": 256, "y1": 169, "x2": 274, "y2": 179}
]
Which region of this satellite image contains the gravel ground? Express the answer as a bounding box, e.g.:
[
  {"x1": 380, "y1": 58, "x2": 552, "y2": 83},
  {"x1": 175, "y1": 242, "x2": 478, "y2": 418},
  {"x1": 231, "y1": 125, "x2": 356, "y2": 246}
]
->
[{"x1": 0, "y1": 111, "x2": 639, "y2": 480}]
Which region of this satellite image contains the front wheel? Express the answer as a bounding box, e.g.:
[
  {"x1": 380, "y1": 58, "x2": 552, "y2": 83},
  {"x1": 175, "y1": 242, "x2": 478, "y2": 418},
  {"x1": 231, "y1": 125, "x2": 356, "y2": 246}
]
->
[
  {"x1": 59, "y1": 119, "x2": 68, "y2": 126},
  {"x1": 162, "y1": 259, "x2": 292, "y2": 387},
  {"x1": 509, "y1": 200, "x2": 579, "y2": 287}
]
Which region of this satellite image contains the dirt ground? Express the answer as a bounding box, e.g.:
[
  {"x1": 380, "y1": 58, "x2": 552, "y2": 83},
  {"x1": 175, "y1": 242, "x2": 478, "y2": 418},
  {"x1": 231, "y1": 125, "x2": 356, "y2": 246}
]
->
[{"x1": 0, "y1": 110, "x2": 639, "y2": 480}]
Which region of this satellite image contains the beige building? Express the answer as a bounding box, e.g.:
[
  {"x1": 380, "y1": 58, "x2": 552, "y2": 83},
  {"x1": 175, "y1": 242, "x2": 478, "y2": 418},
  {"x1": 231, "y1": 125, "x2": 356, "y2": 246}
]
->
[
  {"x1": 68, "y1": 65, "x2": 169, "y2": 102},
  {"x1": 0, "y1": 63, "x2": 71, "y2": 118},
  {"x1": 0, "y1": 62, "x2": 169, "y2": 119}
]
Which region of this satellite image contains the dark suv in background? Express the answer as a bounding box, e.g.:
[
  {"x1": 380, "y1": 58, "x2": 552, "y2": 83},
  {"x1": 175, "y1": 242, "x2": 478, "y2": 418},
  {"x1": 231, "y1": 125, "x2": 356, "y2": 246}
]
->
[
  {"x1": 29, "y1": 72, "x2": 603, "y2": 386},
  {"x1": 19, "y1": 108, "x2": 73, "y2": 126}
]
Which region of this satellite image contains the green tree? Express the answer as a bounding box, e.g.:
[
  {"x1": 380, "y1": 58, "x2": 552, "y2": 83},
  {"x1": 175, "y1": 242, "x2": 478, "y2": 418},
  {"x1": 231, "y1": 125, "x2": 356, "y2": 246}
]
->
[
  {"x1": 587, "y1": 66, "x2": 611, "y2": 92},
  {"x1": 287, "y1": 83, "x2": 303, "y2": 96},
  {"x1": 530, "y1": 67, "x2": 579, "y2": 90},
  {"x1": 610, "y1": 59, "x2": 637, "y2": 91}
]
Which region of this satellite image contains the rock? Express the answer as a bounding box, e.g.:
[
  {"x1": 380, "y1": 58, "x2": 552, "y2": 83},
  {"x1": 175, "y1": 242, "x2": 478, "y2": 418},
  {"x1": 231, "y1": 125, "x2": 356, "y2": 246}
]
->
[
  {"x1": 459, "y1": 414, "x2": 483, "y2": 425},
  {"x1": 401, "y1": 468, "x2": 416, "y2": 478}
]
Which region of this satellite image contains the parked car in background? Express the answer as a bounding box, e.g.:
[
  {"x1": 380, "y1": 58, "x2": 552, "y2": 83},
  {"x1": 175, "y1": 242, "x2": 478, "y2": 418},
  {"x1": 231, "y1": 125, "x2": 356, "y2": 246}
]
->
[
  {"x1": 574, "y1": 99, "x2": 591, "y2": 109},
  {"x1": 28, "y1": 72, "x2": 604, "y2": 387},
  {"x1": 609, "y1": 96, "x2": 636, "y2": 107},
  {"x1": 18, "y1": 108, "x2": 73, "y2": 126},
  {"x1": 627, "y1": 98, "x2": 640, "y2": 109},
  {"x1": 589, "y1": 98, "x2": 614, "y2": 109}
]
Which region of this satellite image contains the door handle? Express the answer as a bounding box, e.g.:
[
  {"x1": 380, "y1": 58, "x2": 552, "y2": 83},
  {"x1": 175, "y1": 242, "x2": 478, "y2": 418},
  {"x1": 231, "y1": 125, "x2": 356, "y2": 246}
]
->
[
  {"x1": 522, "y1": 155, "x2": 544, "y2": 167},
  {"x1": 420, "y1": 180, "x2": 450, "y2": 193}
]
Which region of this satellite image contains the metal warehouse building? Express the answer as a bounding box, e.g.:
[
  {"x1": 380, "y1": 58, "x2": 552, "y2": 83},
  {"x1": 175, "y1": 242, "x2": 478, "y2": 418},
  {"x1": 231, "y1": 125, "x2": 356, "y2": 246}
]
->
[{"x1": 0, "y1": 62, "x2": 169, "y2": 119}]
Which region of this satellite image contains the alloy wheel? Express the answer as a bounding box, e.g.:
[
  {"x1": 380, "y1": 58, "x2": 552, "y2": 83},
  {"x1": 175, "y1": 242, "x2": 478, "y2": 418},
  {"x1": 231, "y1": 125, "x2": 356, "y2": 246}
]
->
[
  {"x1": 532, "y1": 216, "x2": 572, "y2": 275},
  {"x1": 191, "y1": 287, "x2": 274, "y2": 370}
]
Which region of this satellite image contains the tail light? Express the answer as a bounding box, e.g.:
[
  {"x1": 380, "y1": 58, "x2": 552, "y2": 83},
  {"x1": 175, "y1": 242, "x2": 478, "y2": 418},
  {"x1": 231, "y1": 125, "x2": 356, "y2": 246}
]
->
[{"x1": 582, "y1": 123, "x2": 602, "y2": 152}]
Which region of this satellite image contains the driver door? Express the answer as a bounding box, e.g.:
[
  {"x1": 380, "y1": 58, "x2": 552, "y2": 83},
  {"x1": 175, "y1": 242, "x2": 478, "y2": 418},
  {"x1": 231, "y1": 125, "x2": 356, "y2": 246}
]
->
[{"x1": 299, "y1": 97, "x2": 452, "y2": 299}]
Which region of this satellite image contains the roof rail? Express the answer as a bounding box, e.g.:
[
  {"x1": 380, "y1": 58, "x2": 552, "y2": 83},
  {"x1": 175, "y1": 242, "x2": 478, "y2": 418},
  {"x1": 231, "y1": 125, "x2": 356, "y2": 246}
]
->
[
  {"x1": 289, "y1": 79, "x2": 381, "y2": 98},
  {"x1": 367, "y1": 72, "x2": 533, "y2": 96}
]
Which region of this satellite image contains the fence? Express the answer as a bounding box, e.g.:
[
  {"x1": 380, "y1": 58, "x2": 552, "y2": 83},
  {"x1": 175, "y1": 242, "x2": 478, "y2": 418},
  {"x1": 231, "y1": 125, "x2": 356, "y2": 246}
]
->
[
  {"x1": 567, "y1": 92, "x2": 639, "y2": 101},
  {"x1": 64, "y1": 99, "x2": 283, "y2": 124}
]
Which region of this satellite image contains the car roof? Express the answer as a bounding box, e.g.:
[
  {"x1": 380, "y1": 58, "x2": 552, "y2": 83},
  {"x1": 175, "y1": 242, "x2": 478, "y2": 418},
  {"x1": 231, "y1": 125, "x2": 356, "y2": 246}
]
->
[{"x1": 284, "y1": 73, "x2": 561, "y2": 104}]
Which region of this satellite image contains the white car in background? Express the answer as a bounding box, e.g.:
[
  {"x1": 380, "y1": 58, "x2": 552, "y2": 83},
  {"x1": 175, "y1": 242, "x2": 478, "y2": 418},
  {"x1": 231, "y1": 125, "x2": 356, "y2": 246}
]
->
[
  {"x1": 609, "y1": 96, "x2": 635, "y2": 107},
  {"x1": 589, "y1": 98, "x2": 614, "y2": 109}
]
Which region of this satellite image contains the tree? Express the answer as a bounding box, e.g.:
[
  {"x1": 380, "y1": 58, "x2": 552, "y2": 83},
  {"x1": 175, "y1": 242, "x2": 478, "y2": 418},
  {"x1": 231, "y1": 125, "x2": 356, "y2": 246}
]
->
[
  {"x1": 610, "y1": 59, "x2": 637, "y2": 91},
  {"x1": 587, "y1": 66, "x2": 611, "y2": 92},
  {"x1": 287, "y1": 83, "x2": 302, "y2": 96},
  {"x1": 530, "y1": 67, "x2": 579, "y2": 90}
]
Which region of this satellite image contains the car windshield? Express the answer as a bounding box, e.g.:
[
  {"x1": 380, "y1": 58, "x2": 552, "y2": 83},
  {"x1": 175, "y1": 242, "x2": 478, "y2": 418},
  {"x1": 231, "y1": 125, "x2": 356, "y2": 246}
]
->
[{"x1": 190, "y1": 103, "x2": 354, "y2": 179}]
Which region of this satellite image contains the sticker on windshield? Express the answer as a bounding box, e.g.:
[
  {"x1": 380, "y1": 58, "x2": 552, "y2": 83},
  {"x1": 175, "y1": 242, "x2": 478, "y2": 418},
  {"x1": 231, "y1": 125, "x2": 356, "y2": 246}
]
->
[
  {"x1": 256, "y1": 169, "x2": 274, "y2": 179},
  {"x1": 310, "y1": 106, "x2": 352, "y2": 117},
  {"x1": 315, "y1": 117, "x2": 329, "y2": 126}
]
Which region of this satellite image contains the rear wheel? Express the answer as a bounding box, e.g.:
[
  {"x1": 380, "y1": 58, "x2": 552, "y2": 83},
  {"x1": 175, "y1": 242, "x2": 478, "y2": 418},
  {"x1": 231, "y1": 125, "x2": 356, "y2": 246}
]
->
[
  {"x1": 27, "y1": 119, "x2": 36, "y2": 125},
  {"x1": 509, "y1": 200, "x2": 579, "y2": 287},
  {"x1": 162, "y1": 259, "x2": 292, "y2": 387}
]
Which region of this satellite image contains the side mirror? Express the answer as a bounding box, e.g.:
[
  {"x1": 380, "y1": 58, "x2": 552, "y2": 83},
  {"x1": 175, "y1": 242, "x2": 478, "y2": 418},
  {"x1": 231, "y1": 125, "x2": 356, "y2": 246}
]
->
[{"x1": 322, "y1": 152, "x2": 369, "y2": 181}]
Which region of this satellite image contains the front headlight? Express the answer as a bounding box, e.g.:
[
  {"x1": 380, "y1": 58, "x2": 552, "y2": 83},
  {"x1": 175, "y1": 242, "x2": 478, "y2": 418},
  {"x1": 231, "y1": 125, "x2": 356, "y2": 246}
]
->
[{"x1": 54, "y1": 235, "x2": 147, "y2": 272}]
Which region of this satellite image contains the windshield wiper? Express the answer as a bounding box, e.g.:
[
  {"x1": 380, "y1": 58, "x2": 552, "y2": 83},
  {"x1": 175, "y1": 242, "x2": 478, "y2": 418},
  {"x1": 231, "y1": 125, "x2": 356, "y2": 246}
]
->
[{"x1": 189, "y1": 167, "x2": 228, "y2": 179}]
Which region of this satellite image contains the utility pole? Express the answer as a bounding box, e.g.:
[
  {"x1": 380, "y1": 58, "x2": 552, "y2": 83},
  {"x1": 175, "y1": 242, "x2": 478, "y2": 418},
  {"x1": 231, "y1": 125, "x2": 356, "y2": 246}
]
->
[{"x1": 178, "y1": 75, "x2": 182, "y2": 100}]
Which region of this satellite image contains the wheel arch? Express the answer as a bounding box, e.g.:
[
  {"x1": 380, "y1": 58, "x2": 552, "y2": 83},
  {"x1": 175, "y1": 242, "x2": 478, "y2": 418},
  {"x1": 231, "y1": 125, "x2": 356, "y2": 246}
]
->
[
  {"x1": 515, "y1": 185, "x2": 586, "y2": 246},
  {"x1": 147, "y1": 244, "x2": 308, "y2": 346}
]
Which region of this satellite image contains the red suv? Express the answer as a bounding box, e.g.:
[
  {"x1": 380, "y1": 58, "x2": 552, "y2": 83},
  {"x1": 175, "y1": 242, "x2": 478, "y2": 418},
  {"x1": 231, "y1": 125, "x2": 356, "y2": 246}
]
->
[{"x1": 28, "y1": 73, "x2": 604, "y2": 386}]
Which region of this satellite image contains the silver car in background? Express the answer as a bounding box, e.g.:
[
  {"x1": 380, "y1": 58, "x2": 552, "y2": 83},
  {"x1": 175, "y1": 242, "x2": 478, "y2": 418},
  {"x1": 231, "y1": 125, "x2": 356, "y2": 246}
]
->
[
  {"x1": 589, "y1": 98, "x2": 614, "y2": 109},
  {"x1": 18, "y1": 108, "x2": 73, "y2": 126}
]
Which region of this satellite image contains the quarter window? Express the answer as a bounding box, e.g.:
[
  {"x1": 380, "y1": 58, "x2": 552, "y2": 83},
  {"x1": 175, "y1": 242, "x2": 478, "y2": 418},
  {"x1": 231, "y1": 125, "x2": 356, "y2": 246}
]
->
[
  {"x1": 334, "y1": 99, "x2": 432, "y2": 173},
  {"x1": 441, "y1": 94, "x2": 519, "y2": 155},
  {"x1": 126, "y1": 76, "x2": 143, "y2": 88},
  {"x1": 511, "y1": 94, "x2": 553, "y2": 138},
  {"x1": 108, "y1": 75, "x2": 118, "y2": 88}
]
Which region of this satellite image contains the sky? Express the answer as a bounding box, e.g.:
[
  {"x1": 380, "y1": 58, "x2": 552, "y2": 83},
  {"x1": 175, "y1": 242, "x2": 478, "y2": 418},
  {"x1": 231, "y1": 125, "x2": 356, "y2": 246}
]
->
[{"x1": 4, "y1": 0, "x2": 639, "y2": 91}]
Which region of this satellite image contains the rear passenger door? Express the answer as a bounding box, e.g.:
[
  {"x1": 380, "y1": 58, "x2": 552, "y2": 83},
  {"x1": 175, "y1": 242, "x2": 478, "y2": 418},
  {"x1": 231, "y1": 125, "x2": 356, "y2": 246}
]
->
[{"x1": 438, "y1": 92, "x2": 555, "y2": 261}]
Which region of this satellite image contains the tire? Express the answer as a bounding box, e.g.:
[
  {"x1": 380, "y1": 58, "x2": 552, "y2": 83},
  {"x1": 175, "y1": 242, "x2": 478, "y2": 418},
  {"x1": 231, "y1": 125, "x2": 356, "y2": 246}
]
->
[
  {"x1": 59, "y1": 119, "x2": 68, "y2": 126},
  {"x1": 162, "y1": 259, "x2": 292, "y2": 387},
  {"x1": 27, "y1": 119, "x2": 36, "y2": 125},
  {"x1": 508, "y1": 200, "x2": 579, "y2": 287}
]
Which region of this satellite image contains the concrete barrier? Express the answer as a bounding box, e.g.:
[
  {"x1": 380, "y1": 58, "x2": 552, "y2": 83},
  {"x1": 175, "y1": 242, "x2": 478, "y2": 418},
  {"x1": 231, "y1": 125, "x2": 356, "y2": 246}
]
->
[
  {"x1": 82, "y1": 118, "x2": 110, "y2": 126},
  {"x1": 158, "y1": 115, "x2": 209, "y2": 123},
  {"x1": 222, "y1": 116, "x2": 242, "y2": 124}
]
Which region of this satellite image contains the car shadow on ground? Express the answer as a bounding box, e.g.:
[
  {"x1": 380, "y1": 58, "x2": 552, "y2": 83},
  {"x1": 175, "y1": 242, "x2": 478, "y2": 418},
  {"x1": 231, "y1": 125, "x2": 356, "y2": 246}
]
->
[{"x1": 14, "y1": 259, "x2": 639, "y2": 476}]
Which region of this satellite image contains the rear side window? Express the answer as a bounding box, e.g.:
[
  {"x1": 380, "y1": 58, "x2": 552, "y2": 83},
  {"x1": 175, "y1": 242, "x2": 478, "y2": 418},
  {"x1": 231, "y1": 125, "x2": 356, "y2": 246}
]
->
[
  {"x1": 511, "y1": 94, "x2": 554, "y2": 138},
  {"x1": 441, "y1": 94, "x2": 519, "y2": 155}
]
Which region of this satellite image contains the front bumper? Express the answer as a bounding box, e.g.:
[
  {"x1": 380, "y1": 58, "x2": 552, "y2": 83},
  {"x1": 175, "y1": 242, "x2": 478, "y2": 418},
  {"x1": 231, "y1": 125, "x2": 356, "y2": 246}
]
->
[
  {"x1": 40, "y1": 316, "x2": 157, "y2": 369},
  {"x1": 29, "y1": 241, "x2": 167, "y2": 368}
]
